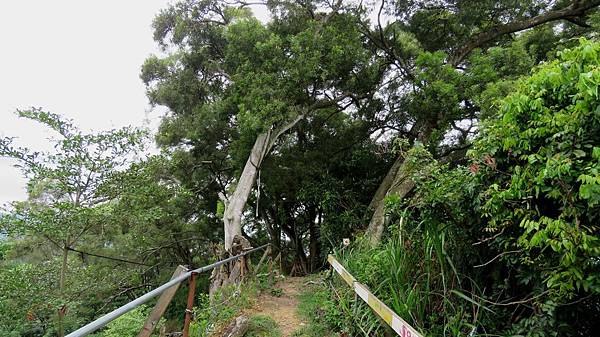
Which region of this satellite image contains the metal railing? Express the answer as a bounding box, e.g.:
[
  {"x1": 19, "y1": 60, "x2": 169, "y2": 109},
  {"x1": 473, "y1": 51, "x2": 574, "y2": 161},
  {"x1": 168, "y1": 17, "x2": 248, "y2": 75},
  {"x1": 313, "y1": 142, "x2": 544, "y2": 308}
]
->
[{"x1": 66, "y1": 244, "x2": 270, "y2": 337}]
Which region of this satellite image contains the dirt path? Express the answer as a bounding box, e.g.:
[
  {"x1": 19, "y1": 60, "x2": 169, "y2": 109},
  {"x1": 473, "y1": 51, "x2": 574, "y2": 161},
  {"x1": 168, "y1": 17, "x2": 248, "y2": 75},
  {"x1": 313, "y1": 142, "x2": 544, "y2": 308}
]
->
[{"x1": 246, "y1": 277, "x2": 306, "y2": 336}]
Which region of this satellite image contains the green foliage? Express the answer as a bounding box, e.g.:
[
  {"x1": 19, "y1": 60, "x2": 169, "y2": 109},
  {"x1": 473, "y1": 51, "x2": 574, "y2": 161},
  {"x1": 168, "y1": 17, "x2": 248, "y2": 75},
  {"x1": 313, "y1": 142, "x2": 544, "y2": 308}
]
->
[
  {"x1": 330, "y1": 39, "x2": 600, "y2": 336},
  {"x1": 0, "y1": 109, "x2": 147, "y2": 243},
  {"x1": 0, "y1": 110, "x2": 149, "y2": 336},
  {"x1": 475, "y1": 38, "x2": 600, "y2": 301},
  {"x1": 245, "y1": 315, "x2": 282, "y2": 337},
  {"x1": 90, "y1": 306, "x2": 162, "y2": 337},
  {"x1": 189, "y1": 282, "x2": 259, "y2": 336},
  {"x1": 188, "y1": 293, "x2": 212, "y2": 337},
  {"x1": 334, "y1": 229, "x2": 482, "y2": 336},
  {"x1": 294, "y1": 275, "x2": 343, "y2": 337},
  {"x1": 0, "y1": 262, "x2": 57, "y2": 336},
  {"x1": 102, "y1": 154, "x2": 219, "y2": 270},
  {"x1": 269, "y1": 288, "x2": 283, "y2": 297},
  {"x1": 0, "y1": 239, "x2": 11, "y2": 261}
]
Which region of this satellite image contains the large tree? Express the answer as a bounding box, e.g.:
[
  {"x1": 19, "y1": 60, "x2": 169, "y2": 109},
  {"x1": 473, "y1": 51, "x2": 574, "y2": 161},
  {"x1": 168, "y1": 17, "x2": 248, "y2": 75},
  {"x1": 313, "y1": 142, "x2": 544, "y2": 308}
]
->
[
  {"x1": 361, "y1": 0, "x2": 600, "y2": 243},
  {"x1": 142, "y1": 0, "x2": 381, "y2": 251}
]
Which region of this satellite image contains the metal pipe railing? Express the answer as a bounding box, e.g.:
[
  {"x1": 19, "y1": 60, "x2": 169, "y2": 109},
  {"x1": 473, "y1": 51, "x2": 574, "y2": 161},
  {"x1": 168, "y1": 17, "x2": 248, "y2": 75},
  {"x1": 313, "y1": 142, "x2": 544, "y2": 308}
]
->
[{"x1": 66, "y1": 243, "x2": 270, "y2": 337}]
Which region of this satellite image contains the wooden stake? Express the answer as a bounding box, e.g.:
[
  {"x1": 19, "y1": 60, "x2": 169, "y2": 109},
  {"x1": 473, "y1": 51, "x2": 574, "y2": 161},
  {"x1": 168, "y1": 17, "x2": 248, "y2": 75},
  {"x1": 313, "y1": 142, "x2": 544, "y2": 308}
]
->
[
  {"x1": 276, "y1": 252, "x2": 282, "y2": 274},
  {"x1": 254, "y1": 246, "x2": 270, "y2": 275},
  {"x1": 182, "y1": 272, "x2": 197, "y2": 337},
  {"x1": 138, "y1": 265, "x2": 187, "y2": 337}
]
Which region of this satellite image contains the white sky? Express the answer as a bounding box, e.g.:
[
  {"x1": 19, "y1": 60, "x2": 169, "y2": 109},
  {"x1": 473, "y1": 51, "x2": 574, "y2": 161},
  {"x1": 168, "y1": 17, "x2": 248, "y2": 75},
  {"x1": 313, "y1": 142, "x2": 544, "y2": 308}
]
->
[
  {"x1": 0, "y1": 0, "x2": 273, "y2": 207},
  {"x1": 0, "y1": 1, "x2": 356, "y2": 206},
  {"x1": 0, "y1": 0, "x2": 178, "y2": 206}
]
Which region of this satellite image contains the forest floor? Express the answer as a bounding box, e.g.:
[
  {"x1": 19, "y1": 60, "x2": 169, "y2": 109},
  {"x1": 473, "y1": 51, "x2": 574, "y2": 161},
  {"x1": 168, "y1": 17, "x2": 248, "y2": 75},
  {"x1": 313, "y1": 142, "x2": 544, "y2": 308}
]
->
[{"x1": 244, "y1": 276, "x2": 307, "y2": 336}]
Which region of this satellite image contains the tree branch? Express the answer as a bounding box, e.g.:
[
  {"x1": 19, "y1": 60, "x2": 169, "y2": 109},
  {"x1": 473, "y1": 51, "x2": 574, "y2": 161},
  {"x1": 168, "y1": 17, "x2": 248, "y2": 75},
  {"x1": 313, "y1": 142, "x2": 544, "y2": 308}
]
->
[{"x1": 450, "y1": 0, "x2": 600, "y2": 66}]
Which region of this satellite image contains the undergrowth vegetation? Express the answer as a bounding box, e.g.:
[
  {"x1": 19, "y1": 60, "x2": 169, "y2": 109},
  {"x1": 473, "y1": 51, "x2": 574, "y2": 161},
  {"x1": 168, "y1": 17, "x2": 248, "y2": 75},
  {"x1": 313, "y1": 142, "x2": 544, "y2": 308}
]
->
[
  {"x1": 190, "y1": 281, "x2": 259, "y2": 337},
  {"x1": 244, "y1": 315, "x2": 282, "y2": 337},
  {"x1": 317, "y1": 39, "x2": 600, "y2": 337},
  {"x1": 89, "y1": 306, "x2": 161, "y2": 337},
  {"x1": 294, "y1": 275, "x2": 343, "y2": 337}
]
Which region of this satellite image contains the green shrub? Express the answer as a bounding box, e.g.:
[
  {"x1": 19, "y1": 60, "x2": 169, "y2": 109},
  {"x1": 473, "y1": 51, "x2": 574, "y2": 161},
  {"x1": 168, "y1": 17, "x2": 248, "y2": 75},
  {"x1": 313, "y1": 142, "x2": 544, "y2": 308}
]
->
[
  {"x1": 471, "y1": 37, "x2": 600, "y2": 335},
  {"x1": 245, "y1": 315, "x2": 282, "y2": 337},
  {"x1": 295, "y1": 274, "x2": 345, "y2": 337},
  {"x1": 475, "y1": 38, "x2": 600, "y2": 300},
  {"x1": 329, "y1": 39, "x2": 600, "y2": 336},
  {"x1": 90, "y1": 305, "x2": 161, "y2": 337},
  {"x1": 189, "y1": 281, "x2": 259, "y2": 337}
]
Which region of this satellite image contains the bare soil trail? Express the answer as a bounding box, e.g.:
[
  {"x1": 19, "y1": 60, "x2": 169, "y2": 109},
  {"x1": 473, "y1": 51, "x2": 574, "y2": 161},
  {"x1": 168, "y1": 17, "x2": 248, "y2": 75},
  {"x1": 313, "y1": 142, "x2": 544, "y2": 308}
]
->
[{"x1": 245, "y1": 276, "x2": 307, "y2": 336}]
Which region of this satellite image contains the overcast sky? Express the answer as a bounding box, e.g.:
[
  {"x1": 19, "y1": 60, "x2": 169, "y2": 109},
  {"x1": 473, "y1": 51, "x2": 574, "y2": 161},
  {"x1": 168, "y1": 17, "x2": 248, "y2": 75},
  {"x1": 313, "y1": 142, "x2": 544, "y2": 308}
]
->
[
  {"x1": 0, "y1": 1, "x2": 275, "y2": 207},
  {"x1": 0, "y1": 1, "x2": 346, "y2": 206},
  {"x1": 0, "y1": 1, "x2": 181, "y2": 205}
]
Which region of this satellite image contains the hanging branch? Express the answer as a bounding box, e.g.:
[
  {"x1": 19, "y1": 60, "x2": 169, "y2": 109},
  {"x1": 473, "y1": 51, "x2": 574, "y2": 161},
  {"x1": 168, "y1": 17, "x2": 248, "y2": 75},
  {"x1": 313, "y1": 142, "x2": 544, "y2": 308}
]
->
[{"x1": 450, "y1": 0, "x2": 600, "y2": 66}]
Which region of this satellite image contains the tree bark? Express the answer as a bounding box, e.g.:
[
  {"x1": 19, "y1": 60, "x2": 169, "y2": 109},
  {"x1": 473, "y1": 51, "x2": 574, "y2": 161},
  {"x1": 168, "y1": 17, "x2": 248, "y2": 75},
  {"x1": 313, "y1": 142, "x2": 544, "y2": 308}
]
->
[
  {"x1": 264, "y1": 206, "x2": 282, "y2": 258},
  {"x1": 365, "y1": 156, "x2": 415, "y2": 244},
  {"x1": 222, "y1": 131, "x2": 270, "y2": 251},
  {"x1": 450, "y1": 0, "x2": 600, "y2": 65},
  {"x1": 293, "y1": 232, "x2": 309, "y2": 275},
  {"x1": 221, "y1": 115, "x2": 305, "y2": 251},
  {"x1": 365, "y1": 119, "x2": 435, "y2": 245},
  {"x1": 280, "y1": 218, "x2": 308, "y2": 276},
  {"x1": 309, "y1": 207, "x2": 322, "y2": 272}
]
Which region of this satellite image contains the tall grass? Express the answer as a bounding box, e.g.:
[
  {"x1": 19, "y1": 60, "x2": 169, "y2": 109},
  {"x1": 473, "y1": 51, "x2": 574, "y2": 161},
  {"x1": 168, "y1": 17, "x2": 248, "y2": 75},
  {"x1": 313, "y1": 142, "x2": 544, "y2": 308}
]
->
[{"x1": 333, "y1": 217, "x2": 487, "y2": 336}]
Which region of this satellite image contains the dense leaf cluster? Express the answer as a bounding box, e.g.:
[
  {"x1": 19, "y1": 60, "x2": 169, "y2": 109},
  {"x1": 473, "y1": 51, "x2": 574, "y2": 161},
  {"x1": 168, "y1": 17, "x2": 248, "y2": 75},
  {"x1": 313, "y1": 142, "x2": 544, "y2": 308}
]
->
[{"x1": 332, "y1": 40, "x2": 600, "y2": 336}]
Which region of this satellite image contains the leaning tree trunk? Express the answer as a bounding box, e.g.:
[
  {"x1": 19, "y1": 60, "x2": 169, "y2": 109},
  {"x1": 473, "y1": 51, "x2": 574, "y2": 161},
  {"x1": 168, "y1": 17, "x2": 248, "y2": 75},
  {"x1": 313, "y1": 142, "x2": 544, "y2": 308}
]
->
[
  {"x1": 211, "y1": 117, "x2": 305, "y2": 299},
  {"x1": 366, "y1": 117, "x2": 439, "y2": 245},
  {"x1": 221, "y1": 115, "x2": 305, "y2": 251},
  {"x1": 365, "y1": 155, "x2": 404, "y2": 244},
  {"x1": 222, "y1": 132, "x2": 270, "y2": 251},
  {"x1": 365, "y1": 155, "x2": 415, "y2": 244}
]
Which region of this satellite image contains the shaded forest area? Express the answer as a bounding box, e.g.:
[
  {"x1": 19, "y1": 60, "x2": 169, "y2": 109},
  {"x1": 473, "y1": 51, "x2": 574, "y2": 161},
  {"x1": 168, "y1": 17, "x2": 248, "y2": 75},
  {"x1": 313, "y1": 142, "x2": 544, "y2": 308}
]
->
[{"x1": 2, "y1": 1, "x2": 600, "y2": 336}]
